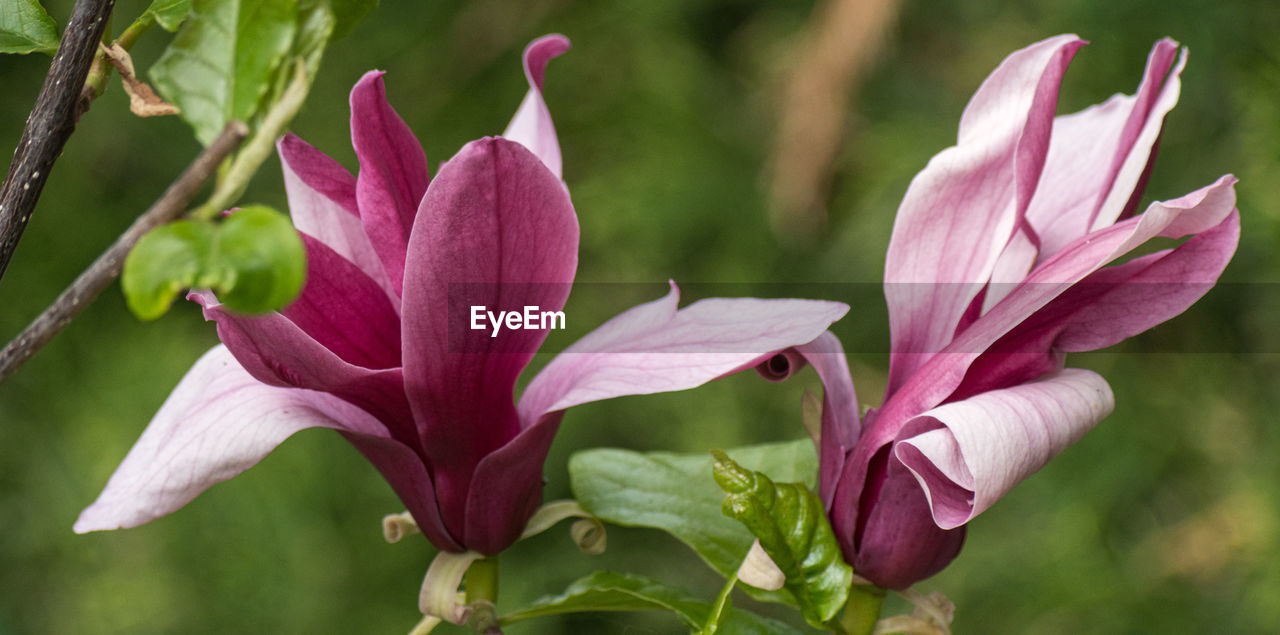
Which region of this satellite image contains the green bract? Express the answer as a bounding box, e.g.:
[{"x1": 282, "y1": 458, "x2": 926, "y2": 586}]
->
[{"x1": 712, "y1": 451, "x2": 853, "y2": 629}]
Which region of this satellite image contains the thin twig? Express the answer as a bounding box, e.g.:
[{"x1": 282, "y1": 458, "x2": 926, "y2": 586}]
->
[
  {"x1": 0, "y1": 0, "x2": 117, "y2": 282},
  {"x1": 0, "y1": 122, "x2": 248, "y2": 385}
]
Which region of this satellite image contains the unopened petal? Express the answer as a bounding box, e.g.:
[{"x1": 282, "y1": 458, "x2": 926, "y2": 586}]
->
[{"x1": 894, "y1": 368, "x2": 1114, "y2": 529}]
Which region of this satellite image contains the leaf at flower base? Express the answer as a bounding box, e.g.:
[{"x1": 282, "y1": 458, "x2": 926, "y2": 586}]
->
[
  {"x1": 329, "y1": 0, "x2": 377, "y2": 39},
  {"x1": 150, "y1": 0, "x2": 298, "y2": 145},
  {"x1": 712, "y1": 451, "x2": 853, "y2": 629},
  {"x1": 212, "y1": 205, "x2": 306, "y2": 314},
  {"x1": 0, "y1": 0, "x2": 58, "y2": 54},
  {"x1": 145, "y1": 0, "x2": 192, "y2": 31},
  {"x1": 123, "y1": 220, "x2": 217, "y2": 320},
  {"x1": 499, "y1": 570, "x2": 806, "y2": 635},
  {"x1": 569, "y1": 439, "x2": 817, "y2": 605}
]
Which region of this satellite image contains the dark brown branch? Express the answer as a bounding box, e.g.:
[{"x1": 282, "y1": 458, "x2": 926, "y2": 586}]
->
[
  {"x1": 0, "y1": 122, "x2": 248, "y2": 385},
  {"x1": 0, "y1": 0, "x2": 117, "y2": 282}
]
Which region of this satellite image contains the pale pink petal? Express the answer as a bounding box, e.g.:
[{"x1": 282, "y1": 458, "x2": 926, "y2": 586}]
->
[
  {"x1": 191, "y1": 291, "x2": 417, "y2": 448},
  {"x1": 278, "y1": 133, "x2": 396, "y2": 303},
  {"x1": 981, "y1": 223, "x2": 1040, "y2": 312},
  {"x1": 515, "y1": 282, "x2": 849, "y2": 419},
  {"x1": 400, "y1": 137, "x2": 577, "y2": 539},
  {"x1": 894, "y1": 368, "x2": 1113, "y2": 529},
  {"x1": 1027, "y1": 39, "x2": 1185, "y2": 261},
  {"x1": 503, "y1": 35, "x2": 570, "y2": 178},
  {"x1": 884, "y1": 35, "x2": 1085, "y2": 395},
  {"x1": 350, "y1": 71, "x2": 430, "y2": 295},
  {"x1": 794, "y1": 332, "x2": 861, "y2": 505},
  {"x1": 74, "y1": 346, "x2": 455, "y2": 550}
]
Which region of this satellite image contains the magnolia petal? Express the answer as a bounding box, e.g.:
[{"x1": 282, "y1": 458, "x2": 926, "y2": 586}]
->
[
  {"x1": 894, "y1": 369, "x2": 1114, "y2": 530},
  {"x1": 191, "y1": 291, "x2": 417, "y2": 448},
  {"x1": 456, "y1": 284, "x2": 848, "y2": 554},
  {"x1": 1027, "y1": 39, "x2": 1185, "y2": 262},
  {"x1": 884, "y1": 35, "x2": 1085, "y2": 396},
  {"x1": 281, "y1": 233, "x2": 402, "y2": 370},
  {"x1": 848, "y1": 456, "x2": 966, "y2": 590},
  {"x1": 73, "y1": 346, "x2": 452, "y2": 550},
  {"x1": 793, "y1": 331, "x2": 861, "y2": 506},
  {"x1": 982, "y1": 223, "x2": 1040, "y2": 313},
  {"x1": 278, "y1": 133, "x2": 396, "y2": 302},
  {"x1": 401, "y1": 137, "x2": 578, "y2": 541},
  {"x1": 503, "y1": 34, "x2": 570, "y2": 178},
  {"x1": 350, "y1": 71, "x2": 430, "y2": 295},
  {"x1": 516, "y1": 282, "x2": 849, "y2": 419}
]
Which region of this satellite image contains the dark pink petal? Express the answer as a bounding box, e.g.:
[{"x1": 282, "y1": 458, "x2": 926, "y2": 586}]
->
[
  {"x1": 884, "y1": 35, "x2": 1085, "y2": 396},
  {"x1": 845, "y1": 454, "x2": 965, "y2": 590},
  {"x1": 350, "y1": 71, "x2": 430, "y2": 295},
  {"x1": 894, "y1": 369, "x2": 1113, "y2": 530},
  {"x1": 503, "y1": 34, "x2": 571, "y2": 178},
  {"x1": 74, "y1": 346, "x2": 455, "y2": 550},
  {"x1": 401, "y1": 137, "x2": 577, "y2": 541},
  {"x1": 281, "y1": 233, "x2": 402, "y2": 370},
  {"x1": 191, "y1": 291, "x2": 418, "y2": 450},
  {"x1": 1026, "y1": 39, "x2": 1185, "y2": 263},
  {"x1": 278, "y1": 133, "x2": 395, "y2": 301}
]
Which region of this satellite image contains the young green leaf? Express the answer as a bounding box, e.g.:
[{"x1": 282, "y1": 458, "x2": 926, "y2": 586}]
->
[
  {"x1": 150, "y1": 0, "x2": 298, "y2": 145},
  {"x1": 569, "y1": 439, "x2": 817, "y2": 605},
  {"x1": 212, "y1": 205, "x2": 306, "y2": 313},
  {"x1": 122, "y1": 220, "x2": 217, "y2": 320},
  {"x1": 144, "y1": 0, "x2": 193, "y2": 31},
  {"x1": 0, "y1": 0, "x2": 58, "y2": 55},
  {"x1": 712, "y1": 451, "x2": 853, "y2": 629},
  {"x1": 499, "y1": 570, "x2": 806, "y2": 635}
]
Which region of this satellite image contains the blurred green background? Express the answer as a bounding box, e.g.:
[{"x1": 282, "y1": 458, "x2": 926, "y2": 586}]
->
[{"x1": 1, "y1": 0, "x2": 1278, "y2": 632}]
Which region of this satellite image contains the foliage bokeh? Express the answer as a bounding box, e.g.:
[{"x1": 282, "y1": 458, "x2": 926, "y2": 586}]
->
[{"x1": 0, "y1": 0, "x2": 1277, "y2": 632}]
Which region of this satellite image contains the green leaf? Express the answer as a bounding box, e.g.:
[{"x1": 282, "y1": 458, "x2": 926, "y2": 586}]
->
[
  {"x1": 122, "y1": 220, "x2": 216, "y2": 320},
  {"x1": 329, "y1": 0, "x2": 376, "y2": 39},
  {"x1": 144, "y1": 0, "x2": 192, "y2": 31},
  {"x1": 500, "y1": 571, "x2": 806, "y2": 635},
  {"x1": 570, "y1": 439, "x2": 817, "y2": 605},
  {"x1": 150, "y1": 0, "x2": 298, "y2": 145},
  {"x1": 212, "y1": 205, "x2": 306, "y2": 313},
  {"x1": 0, "y1": 0, "x2": 58, "y2": 55},
  {"x1": 712, "y1": 451, "x2": 853, "y2": 629}
]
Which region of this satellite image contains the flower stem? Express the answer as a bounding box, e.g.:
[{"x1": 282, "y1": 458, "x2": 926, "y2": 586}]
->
[
  {"x1": 464, "y1": 556, "x2": 500, "y2": 634},
  {"x1": 838, "y1": 584, "x2": 886, "y2": 635},
  {"x1": 701, "y1": 572, "x2": 739, "y2": 634}
]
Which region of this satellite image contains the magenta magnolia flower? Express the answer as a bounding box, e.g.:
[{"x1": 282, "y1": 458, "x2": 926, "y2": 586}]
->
[
  {"x1": 75, "y1": 36, "x2": 851, "y2": 556},
  {"x1": 818, "y1": 35, "x2": 1240, "y2": 589}
]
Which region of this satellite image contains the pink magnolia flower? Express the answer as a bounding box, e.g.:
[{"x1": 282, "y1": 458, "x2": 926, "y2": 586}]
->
[
  {"x1": 75, "y1": 36, "x2": 851, "y2": 556},
  {"x1": 819, "y1": 35, "x2": 1240, "y2": 589}
]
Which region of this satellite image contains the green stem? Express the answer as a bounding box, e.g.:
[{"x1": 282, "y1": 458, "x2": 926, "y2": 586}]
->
[
  {"x1": 192, "y1": 58, "x2": 310, "y2": 220},
  {"x1": 464, "y1": 556, "x2": 500, "y2": 634},
  {"x1": 115, "y1": 13, "x2": 156, "y2": 50},
  {"x1": 81, "y1": 12, "x2": 156, "y2": 105},
  {"x1": 837, "y1": 584, "x2": 886, "y2": 635},
  {"x1": 701, "y1": 573, "x2": 738, "y2": 634}
]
